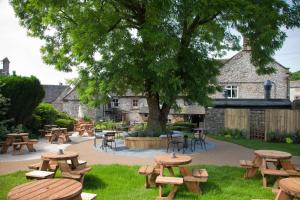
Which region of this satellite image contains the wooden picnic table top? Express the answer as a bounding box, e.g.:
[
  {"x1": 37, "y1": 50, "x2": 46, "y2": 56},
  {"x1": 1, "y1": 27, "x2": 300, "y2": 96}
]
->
[
  {"x1": 42, "y1": 151, "x2": 78, "y2": 161},
  {"x1": 6, "y1": 133, "x2": 29, "y2": 137},
  {"x1": 155, "y1": 154, "x2": 192, "y2": 166},
  {"x1": 8, "y1": 178, "x2": 82, "y2": 200},
  {"x1": 254, "y1": 150, "x2": 292, "y2": 159},
  {"x1": 279, "y1": 178, "x2": 300, "y2": 198}
]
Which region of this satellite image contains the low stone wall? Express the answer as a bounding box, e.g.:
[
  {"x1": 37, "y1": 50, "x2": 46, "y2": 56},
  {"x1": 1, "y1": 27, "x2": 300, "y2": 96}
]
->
[{"x1": 125, "y1": 137, "x2": 168, "y2": 149}]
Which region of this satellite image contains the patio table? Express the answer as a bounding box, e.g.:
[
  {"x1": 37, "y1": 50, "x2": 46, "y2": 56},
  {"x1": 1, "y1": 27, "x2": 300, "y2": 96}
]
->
[
  {"x1": 254, "y1": 150, "x2": 292, "y2": 170},
  {"x1": 7, "y1": 178, "x2": 82, "y2": 200},
  {"x1": 276, "y1": 178, "x2": 300, "y2": 200},
  {"x1": 41, "y1": 151, "x2": 80, "y2": 170},
  {"x1": 6, "y1": 133, "x2": 29, "y2": 146},
  {"x1": 155, "y1": 154, "x2": 192, "y2": 176}
]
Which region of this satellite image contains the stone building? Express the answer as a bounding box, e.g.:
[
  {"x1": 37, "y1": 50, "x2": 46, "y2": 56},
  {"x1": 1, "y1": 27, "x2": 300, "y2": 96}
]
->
[
  {"x1": 290, "y1": 80, "x2": 300, "y2": 102},
  {"x1": 0, "y1": 57, "x2": 10, "y2": 76},
  {"x1": 42, "y1": 85, "x2": 101, "y2": 120}
]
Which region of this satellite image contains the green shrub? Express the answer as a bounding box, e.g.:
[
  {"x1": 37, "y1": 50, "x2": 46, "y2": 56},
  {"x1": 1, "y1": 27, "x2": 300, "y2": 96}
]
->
[
  {"x1": 95, "y1": 120, "x2": 118, "y2": 130},
  {"x1": 33, "y1": 103, "x2": 58, "y2": 125},
  {"x1": 55, "y1": 118, "x2": 74, "y2": 131},
  {"x1": 267, "y1": 131, "x2": 300, "y2": 144},
  {"x1": 219, "y1": 128, "x2": 247, "y2": 139},
  {"x1": 168, "y1": 121, "x2": 196, "y2": 132},
  {"x1": 83, "y1": 116, "x2": 92, "y2": 122},
  {"x1": 0, "y1": 75, "x2": 44, "y2": 125}
]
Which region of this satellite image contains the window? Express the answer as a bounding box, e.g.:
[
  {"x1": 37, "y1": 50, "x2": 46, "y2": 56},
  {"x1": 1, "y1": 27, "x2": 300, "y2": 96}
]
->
[
  {"x1": 112, "y1": 98, "x2": 119, "y2": 107},
  {"x1": 225, "y1": 85, "x2": 238, "y2": 98},
  {"x1": 132, "y1": 99, "x2": 138, "y2": 107}
]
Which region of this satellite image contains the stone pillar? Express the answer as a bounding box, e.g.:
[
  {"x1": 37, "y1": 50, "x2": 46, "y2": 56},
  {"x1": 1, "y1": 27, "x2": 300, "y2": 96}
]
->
[{"x1": 1, "y1": 57, "x2": 10, "y2": 76}]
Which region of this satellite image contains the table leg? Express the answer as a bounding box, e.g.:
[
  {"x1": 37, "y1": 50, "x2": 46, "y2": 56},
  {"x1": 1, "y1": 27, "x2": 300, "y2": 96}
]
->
[
  {"x1": 275, "y1": 189, "x2": 293, "y2": 200},
  {"x1": 71, "y1": 157, "x2": 79, "y2": 169},
  {"x1": 179, "y1": 166, "x2": 202, "y2": 194},
  {"x1": 167, "y1": 167, "x2": 175, "y2": 176},
  {"x1": 40, "y1": 159, "x2": 51, "y2": 171}
]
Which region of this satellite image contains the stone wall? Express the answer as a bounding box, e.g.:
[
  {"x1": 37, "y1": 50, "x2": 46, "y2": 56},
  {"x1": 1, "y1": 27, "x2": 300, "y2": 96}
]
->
[
  {"x1": 211, "y1": 51, "x2": 289, "y2": 99},
  {"x1": 204, "y1": 108, "x2": 224, "y2": 133}
]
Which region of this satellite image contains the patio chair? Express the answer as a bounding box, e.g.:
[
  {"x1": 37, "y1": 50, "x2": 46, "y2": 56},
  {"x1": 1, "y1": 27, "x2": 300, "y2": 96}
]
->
[
  {"x1": 102, "y1": 132, "x2": 117, "y2": 151},
  {"x1": 190, "y1": 131, "x2": 207, "y2": 152},
  {"x1": 166, "y1": 131, "x2": 183, "y2": 153},
  {"x1": 94, "y1": 129, "x2": 104, "y2": 147},
  {"x1": 58, "y1": 161, "x2": 91, "y2": 183}
]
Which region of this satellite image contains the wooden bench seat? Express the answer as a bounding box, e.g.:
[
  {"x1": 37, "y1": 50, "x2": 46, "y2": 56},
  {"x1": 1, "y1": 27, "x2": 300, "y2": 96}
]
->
[
  {"x1": 28, "y1": 160, "x2": 58, "y2": 172},
  {"x1": 192, "y1": 169, "x2": 208, "y2": 182},
  {"x1": 12, "y1": 142, "x2": 27, "y2": 155},
  {"x1": 240, "y1": 160, "x2": 254, "y2": 168},
  {"x1": 81, "y1": 192, "x2": 97, "y2": 200},
  {"x1": 0, "y1": 141, "x2": 8, "y2": 154},
  {"x1": 139, "y1": 165, "x2": 160, "y2": 188},
  {"x1": 240, "y1": 159, "x2": 258, "y2": 178},
  {"x1": 67, "y1": 159, "x2": 87, "y2": 167},
  {"x1": 25, "y1": 170, "x2": 54, "y2": 180},
  {"x1": 261, "y1": 169, "x2": 289, "y2": 187},
  {"x1": 59, "y1": 162, "x2": 91, "y2": 183},
  {"x1": 156, "y1": 176, "x2": 183, "y2": 200}
]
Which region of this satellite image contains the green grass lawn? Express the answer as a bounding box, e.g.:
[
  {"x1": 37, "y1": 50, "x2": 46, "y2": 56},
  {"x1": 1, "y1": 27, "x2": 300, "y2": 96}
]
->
[
  {"x1": 210, "y1": 135, "x2": 300, "y2": 156},
  {"x1": 1, "y1": 164, "x2": 274, "y2": 200}
]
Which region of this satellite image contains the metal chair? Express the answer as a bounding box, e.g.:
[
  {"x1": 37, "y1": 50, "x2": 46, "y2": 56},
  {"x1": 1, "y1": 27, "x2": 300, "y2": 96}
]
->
[
  {"x1": 166, "y1": 131, "x2": 183, "y2": 153},
  {"x1": 191, "y1": 131, "x2": 207, "y2": 152},
  {"x1": 94, "y1": 129, "x2": 104, "y2": 147},
  {"x1": 101, "y1": 132, "x2": 117, "y2": 151}
]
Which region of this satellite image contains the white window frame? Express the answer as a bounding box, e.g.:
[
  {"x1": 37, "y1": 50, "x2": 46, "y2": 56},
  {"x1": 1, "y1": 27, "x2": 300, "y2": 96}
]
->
[
  {"x1": 225, "y1": 85, "x2": 238, "y2": 98},
  {"x1": 132, "y1": 99, "x2": 138, "y2": 107}
]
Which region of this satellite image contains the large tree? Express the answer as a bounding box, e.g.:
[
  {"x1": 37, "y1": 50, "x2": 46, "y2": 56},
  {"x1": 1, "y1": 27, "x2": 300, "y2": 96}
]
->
[{"x1": 11, "y1": 0, "x2": 300, "y2": 135}]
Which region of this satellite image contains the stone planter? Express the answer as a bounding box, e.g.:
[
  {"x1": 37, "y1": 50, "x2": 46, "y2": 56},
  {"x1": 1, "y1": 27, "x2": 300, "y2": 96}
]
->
[{"x1": 125, "y1": 137, "x2": 168, "y2": 149}]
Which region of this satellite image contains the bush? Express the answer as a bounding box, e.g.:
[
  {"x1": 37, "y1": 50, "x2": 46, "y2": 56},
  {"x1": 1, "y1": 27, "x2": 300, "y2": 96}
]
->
[
  {"x1": 95, "y1": 120, "x2": 118, "y2": 130},
  {"x1": 33, "y1": 103, "x2": 58, "y2": 125},
  {"x1": 0, "y1": 75, "x2": 44, "y2": 125},
  {"x1": 219, "y1": 128, "x2": 247, "y2": 139},
  {"x1": 169, "y1": 121, "x2": 196, "y2": 132},
  {"x1": 266, "y1": 131, "x2": 300, "y2": 144},
  {"x1": 55, "y1": 118, "x2": 74, "y2": 131}
]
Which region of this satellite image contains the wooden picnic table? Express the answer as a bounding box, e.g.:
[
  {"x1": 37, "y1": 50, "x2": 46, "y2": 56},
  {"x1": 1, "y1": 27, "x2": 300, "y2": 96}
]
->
[
  {"x1": 7, "y1": 178, "x2": 82, "y2": 200},
  {"x1": 6, "y1": 133, "x2": 29, "y2": 145},
  {"x1": 41, "y1": 151, "x2": 79, "y2": 170},
  {"x1": 276, "y1": 178, "x2": 300, "y2": 200},
  {"x1": 254, "y1": 150, "x2": 292, "y2": 170},
  {"x1": 47, "y1": 128, "x2": 71, "y2": 144},
  {"x1": 155, "y1": 154, "x2": 192, "y2": 176},
  {"x1": 44, "y1": 124, "x2": 57, "y2": 130}
]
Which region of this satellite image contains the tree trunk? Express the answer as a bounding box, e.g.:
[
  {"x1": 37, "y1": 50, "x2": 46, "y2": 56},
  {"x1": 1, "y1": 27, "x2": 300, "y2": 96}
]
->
[{"x1": 146, "y1": 93, "x2": 170, "y2": 136}]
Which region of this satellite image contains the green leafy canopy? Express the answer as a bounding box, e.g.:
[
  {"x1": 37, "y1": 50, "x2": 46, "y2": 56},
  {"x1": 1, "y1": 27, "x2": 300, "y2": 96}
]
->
[{"x1": 10, "y1": 0, "x2": 300, "y2": 133}]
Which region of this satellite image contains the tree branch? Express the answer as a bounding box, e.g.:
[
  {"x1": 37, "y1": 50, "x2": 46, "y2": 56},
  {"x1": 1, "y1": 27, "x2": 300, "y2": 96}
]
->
[
  {"x1": 107, "y1": 18, "x2": 122, "y2": 33},
  {"x1": 59, "y1": 9, "x2": 78, "y2": 25}
]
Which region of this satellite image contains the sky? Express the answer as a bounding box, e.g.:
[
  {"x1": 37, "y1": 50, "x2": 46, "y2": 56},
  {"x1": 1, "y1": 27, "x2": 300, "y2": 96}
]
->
[{"x1": 0, "y1": 0, "x2": 299, "y2": 85}]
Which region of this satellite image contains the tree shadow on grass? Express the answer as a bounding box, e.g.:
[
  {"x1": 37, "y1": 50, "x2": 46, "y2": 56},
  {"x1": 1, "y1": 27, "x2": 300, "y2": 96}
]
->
[{"x1": 83, "y1": 174, "x2": 107, "y2": 190}]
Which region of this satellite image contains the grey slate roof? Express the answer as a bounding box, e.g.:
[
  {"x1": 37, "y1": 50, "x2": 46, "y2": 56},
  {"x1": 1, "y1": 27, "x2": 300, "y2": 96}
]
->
[
  {"x1": 43, "y1": 85, "x2": 71, "y2": 103},
  {"x1": 212, "y1": 99, "x2": 291, "y2": 108}
]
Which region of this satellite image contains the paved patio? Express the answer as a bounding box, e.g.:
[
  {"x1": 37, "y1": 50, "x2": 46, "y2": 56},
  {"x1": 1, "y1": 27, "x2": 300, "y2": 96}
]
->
[{"x1": 0, "y1": 137, "x2": 299, "y2": 175}]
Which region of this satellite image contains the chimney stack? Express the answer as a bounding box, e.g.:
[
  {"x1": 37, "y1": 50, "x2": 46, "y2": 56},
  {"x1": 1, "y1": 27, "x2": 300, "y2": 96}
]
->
[
  {"x1": 264, "y1": 80, "x2": 272, "y2": 99},
  {"x1": 1, "y1": 57, "x2": 10, "y2": 76}
]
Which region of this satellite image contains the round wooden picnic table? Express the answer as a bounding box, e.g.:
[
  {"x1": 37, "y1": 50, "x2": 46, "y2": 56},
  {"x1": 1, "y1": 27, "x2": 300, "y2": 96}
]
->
[
  {"x1": 42, "y1": 151, "x2": 78, "y2": 161},
  {"x1": 277, "y1": 178, "x2": 300, "y2": 199},
  {"x1": 7, "y1": 178, "x2": 82, "y2": 200},
  {"x1": 254, "y1": 150, "x2": 292, "y2": 159},
  {"x1": 155, "y1": 154, "x2": 192, "y2": 167}
]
